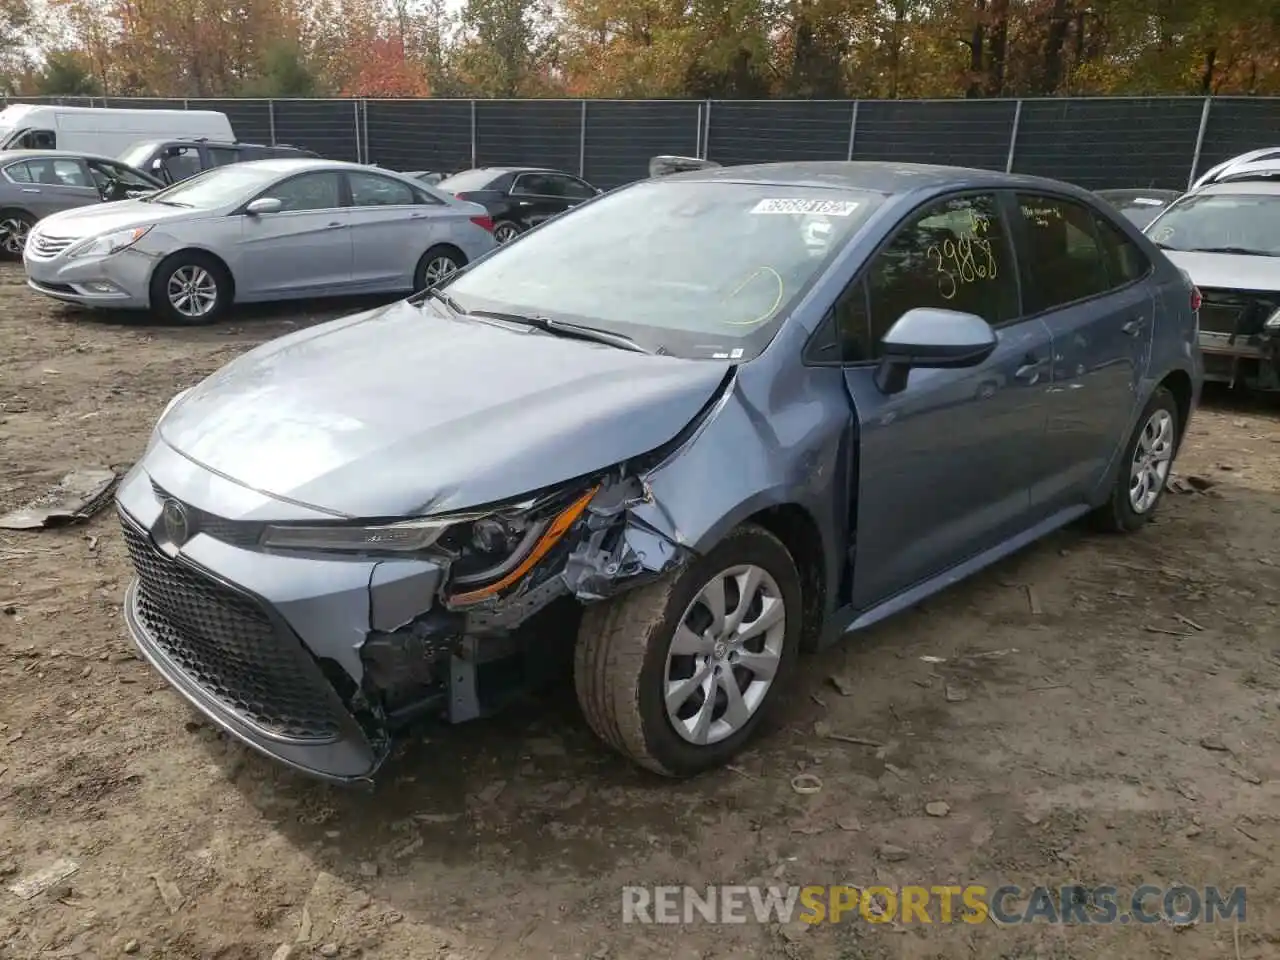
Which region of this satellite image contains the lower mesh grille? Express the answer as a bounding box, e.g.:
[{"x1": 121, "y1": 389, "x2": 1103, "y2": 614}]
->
[{"x1": 120, "y1": 512, "x2": 344, "y2": 741}]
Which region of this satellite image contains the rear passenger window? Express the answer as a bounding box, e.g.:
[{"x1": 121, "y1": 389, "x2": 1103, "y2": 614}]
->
[
  {"x1": 1092, "y1": 213, "x2": 1149, "y2": 287},
  {"x1": 4, "y1": 161, "x2": 33, "y2": 183},
  {"x1": 207, "y1": 147, "x2": 241, "y2": 167},
  {"x1": 1015, "y1": 194, "x2": 1109, "y2": 313},
  {"x1": 859, "y1": 193, "x2": 1018, "y2": 359}
]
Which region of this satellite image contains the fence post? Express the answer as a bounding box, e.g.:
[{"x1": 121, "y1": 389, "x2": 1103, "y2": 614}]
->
[
  {"x1": 352, "y1": 100, "x2": 362, "y2": 164},
  {"x1": 362, "y1": 99, "x2": 370, "y2": 165},
  {"x1": 1188, "y1": 97, "x2": 1212, "y2": 189},
  {"x1": 470, "y1": 101, "x2": 478, "y2": 168},
  {"x1": 183, "y1": 99, "x2": 188, "y2": 109},
  {"x1": 846, "y1": 100, "x2": 860, "y2": 161},
  {"x1": 1005, "y1": 99, "x2": 1023, "y2": 173},
  {"x1": 701, "y1": 100, "x2": 713, "y2": 159},
  {"x1": 694, "y1": 102, "x2": 703, "y2": 157},
  {"x1": 267, "y1": 100, "x2": 276, "y2": 145},
  {"x1": 579, "y1": 100, "x2": 587, "y2": 177}
]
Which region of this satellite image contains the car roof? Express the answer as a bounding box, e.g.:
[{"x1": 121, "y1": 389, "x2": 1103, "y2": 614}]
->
[
  {"x1": 655, "y1": 160, "x2": 1103, "y2": 200},
  {"x1": 450, "y1": 166, "x2": 563, "y2": 177},
  {"x1": 230, "y1": 157, "x2": 359, "y2": 175},
  {"x1": 1191, "y1": 180, "x2": 1280, "y2": 197}
]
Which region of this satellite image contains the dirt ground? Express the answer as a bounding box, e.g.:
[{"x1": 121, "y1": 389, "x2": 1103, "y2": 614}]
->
[{"x1": 1, "y1": 260, "x2": 1279, "y2": 960}]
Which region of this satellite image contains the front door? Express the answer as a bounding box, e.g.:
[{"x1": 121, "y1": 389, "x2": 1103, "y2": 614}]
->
[
  {"x1": 508, "y1": 173, "x2": 573, "y2": 227},
  {"x1": 236, "y1": 171, "x2": 352, "y2": 297},
  {"x1": 1010, "y1": 192, "x2": 1156, "y2": 508},
  {"x1": 837, "y1": 191, "x2": 1054, "y2": 610}
]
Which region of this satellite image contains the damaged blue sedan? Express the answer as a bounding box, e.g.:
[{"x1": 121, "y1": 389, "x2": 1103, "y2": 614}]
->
[{"x1": 116, "y1": 161, "x2": 1203, "y2": 784}]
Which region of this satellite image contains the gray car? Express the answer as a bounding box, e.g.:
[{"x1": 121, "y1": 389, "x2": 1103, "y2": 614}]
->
[
  {"x1": 0, "y1": 148, "x2": 163, "y2": 258},
  {"x1": 23, "y1": 158, "x2": 497, "y2": 324},
  {"x1": 115, "y1": 161, "x2": 1203, "y2": 784}
]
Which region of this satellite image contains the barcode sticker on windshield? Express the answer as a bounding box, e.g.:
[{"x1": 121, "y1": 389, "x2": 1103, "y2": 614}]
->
[
  {"x1": 750, "y1": 198, "x2": 861, "y2": 216},
  {"x1": 1133, "y1": 197, "x2": 1167, "y2": 206}
]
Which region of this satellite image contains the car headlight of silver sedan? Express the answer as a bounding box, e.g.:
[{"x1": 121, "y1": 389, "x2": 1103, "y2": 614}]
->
[
  {"x1": 259, "y1": 485, "x2": 599, "y2": 602},
  {"x1": 66, "y1": 225, "x2": 153, "y2": 260}
]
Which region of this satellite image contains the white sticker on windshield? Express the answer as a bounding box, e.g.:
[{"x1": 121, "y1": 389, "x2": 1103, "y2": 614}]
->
[
  {"x1": 1133, "y1": 197, "x2": 1167, "y2": 206},
  {"x1": 750, "y1": 198, "x2": 860, "y2": 216}
]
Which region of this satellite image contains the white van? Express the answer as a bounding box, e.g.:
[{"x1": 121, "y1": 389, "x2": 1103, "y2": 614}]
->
[{"x1": 0, "y1": 104, "x2": 234, "y2": 157}]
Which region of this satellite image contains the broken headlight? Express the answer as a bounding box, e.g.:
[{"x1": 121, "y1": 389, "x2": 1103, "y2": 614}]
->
[{"x1": 259, "y1": 514, "x2": 479, "y2": 553}]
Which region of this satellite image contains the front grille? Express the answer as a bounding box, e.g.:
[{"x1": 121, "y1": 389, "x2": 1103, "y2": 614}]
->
[
  {"x1": 120, "y1": 513, "x2": 345, "y2": 741},
  {"x1": 27, "y1": 233, "x2": 74, "y2": 259}
]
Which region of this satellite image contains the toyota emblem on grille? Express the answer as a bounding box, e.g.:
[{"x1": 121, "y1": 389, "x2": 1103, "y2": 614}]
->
[{"x1": 161, "y1": 498, "x2": 190, "y2": 546}]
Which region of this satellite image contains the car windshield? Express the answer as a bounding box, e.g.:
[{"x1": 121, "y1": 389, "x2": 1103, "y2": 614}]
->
[
  {"x1": 142, "y1": 163, "x2": 283, "y2": 209},
  {"x1": 118, "y1": 142, "x2": 158, "y2": 169},
  {"x1": 437, "y1": 169, "x2": 501, "y2": 192},
  {"x1": 1146, "y1": 192, "x2": 1280, "y2": 256},
  {"x1": 440, "y1": 179, "x2": 884, "y2": 360}
]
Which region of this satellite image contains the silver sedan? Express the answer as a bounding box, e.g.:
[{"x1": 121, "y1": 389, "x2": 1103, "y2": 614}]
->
[{"x1": 23, "y1": 158, "x2": 497, "y2": 323}]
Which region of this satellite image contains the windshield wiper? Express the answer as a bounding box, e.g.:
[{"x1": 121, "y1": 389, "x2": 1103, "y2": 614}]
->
[
  {"x1": 420, "y1": 286, "x2": 465, "y2": 315},
  {"x1": 147, "y1": 199, "x2": 191, "y2": 207},
  {"x1": 1182, "y1": 245, "x2": 1277, "y2": 257},
  {"x1": 467, "y1": 309, "x2": 651, "y2": 354}
]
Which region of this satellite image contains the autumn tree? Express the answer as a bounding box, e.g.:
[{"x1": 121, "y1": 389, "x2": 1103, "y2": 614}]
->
[{"x1": 343, "y1": 36, "x2": 430, "y2": 96}]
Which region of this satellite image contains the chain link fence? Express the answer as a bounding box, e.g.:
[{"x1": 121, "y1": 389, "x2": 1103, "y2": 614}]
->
[{"x1": 5, "y1": 95, "x2": 1278, "y2": 191}]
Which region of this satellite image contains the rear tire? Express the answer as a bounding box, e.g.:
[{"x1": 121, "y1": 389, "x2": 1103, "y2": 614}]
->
[
  {"x1": 492, "y1": 220, "x2": 522, "y2": 244},
  {"x1": 573, "y1": 523, "x2": 802, "y2": 777},
  {"x1": 1091, "y1": 385, "x2": 1179, "y2": 533},
  {"x1": 0, "y1": 210, "x2": 35, "y2": 260},
  {"x1": 149, "y1": 251, "x2": 232, "y2": 325},
  {"x1": 413, "y1": 245, "x2": 464, "y2": 292}
]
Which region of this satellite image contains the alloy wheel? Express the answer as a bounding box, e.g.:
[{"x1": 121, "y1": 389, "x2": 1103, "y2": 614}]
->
[
  {"x1": 493, "y1": 223, "x2": 520, "y2": 244},
  {"x1": 663, "y1": 564, "x2": 787, "y2": 746},
  {"x1": 1129, "y1": 408, "x2": 1174, "y2": 514},
  {"x1": 0, "y1": 217, "x2": 30, "y2": 256},
  {"x1": 422, "y1": 255, "x2": 459, "y2": 286},
  {"x1": 167, "y1": 265, "x2": 218, "y2": 319}
]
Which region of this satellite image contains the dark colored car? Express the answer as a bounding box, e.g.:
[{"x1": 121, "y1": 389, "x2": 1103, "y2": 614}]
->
[
  {"x1": 0, "y1": 148, "x2": 163, "y2": 258},
  {"x1": 435, "y1": 166, "x2": 602, "y2": 243},
  {"x1": 1095, "y1": 188, "x2": 1183, "y2": 228},
  {"x1": 117, "y1": 138, "x2": 320, "y2": 185},
  {"x1": 117, "y1": 160, "x2": 1202, "y2": 785}
]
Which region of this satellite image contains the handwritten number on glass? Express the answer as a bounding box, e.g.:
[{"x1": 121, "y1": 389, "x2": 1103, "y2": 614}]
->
[{"x1": 927, "y1": 234, "x2": 998, "y2": 301}]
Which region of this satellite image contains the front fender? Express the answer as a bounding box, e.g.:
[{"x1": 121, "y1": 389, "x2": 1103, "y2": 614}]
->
[{"x1": 626, "y1": 363, "x2": 854, "y2": 618}]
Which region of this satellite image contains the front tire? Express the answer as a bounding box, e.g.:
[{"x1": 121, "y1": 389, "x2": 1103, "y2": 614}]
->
[
  {"x1": 574, "y1": 523, "x2": 802, "y2": 777},
  {"x1": 149, "y1": 252, "x2": 231, "y2": 325},
  {"x1": 1092, "y1": 385, "x2": 1179, "y2": 533}
]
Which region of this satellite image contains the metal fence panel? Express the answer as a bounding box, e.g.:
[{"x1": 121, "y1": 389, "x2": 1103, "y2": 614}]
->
[
  {"x1": 365, "y1": 99, "x2": 472, "y2": 173},
  {"x1": 270, "y1": 99, "x2": 360, "y2": 162},
  {"x1": 582, "y1": 100, "x2": 701, "y2": 188},
  {"x1": 192, "y1": 98, "x2": 272, "y2": 144},
  {"x1": 101, "y1": 97, "x2": 186, "y2": 109},
  {"x1": 708, "y1": 100, "x2": 851, "y2": 165},
  {"x1": 1012, "y1": 97, "x2": 1205, "y2": 190},
  {"x1": 852, "y1": 99, "x2": 1016, "y2": 170},
  {"x1": 475, "y1": 99, "x2": 580, "y2": 172},
  {"x1": 1196, "y1": 97, "x2": 1280, "y2": 177}
]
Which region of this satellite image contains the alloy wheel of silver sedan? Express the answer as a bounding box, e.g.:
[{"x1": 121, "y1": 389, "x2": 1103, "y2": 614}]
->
[
  {"x1": 167, "y1": 265, "x2": 219, "y2": 320},
  {"x1": 664, "y1": 564, "x2": 787, "y2": 745},
  {"x1": 422, "y1": 255, "x2": 459, "y2": 286},
  {"x1": 1129, "y1": 407, "x2": 1174, "y2": 514},
  {"x1": 0, "y1": 215, "x2": 32, "y2": 257}
]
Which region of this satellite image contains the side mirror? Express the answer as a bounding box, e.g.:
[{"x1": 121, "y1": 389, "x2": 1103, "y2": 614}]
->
[
  {"x1": 874, "y1": 307, "x2": 998, "y2": 395},
  {"x1": 245, "y1": 197, "x2": 283, "y2": 216}
]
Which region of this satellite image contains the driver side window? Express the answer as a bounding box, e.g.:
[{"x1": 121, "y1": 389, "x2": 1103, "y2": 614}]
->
[
  {"x1": 841, "y1": 193, "x2": 1018, "y2": 362},
  {"x1": 261, "y1": 172, "x2": 342, "y2": 212}
]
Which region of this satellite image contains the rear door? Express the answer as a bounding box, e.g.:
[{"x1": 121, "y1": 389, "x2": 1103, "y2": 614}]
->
[
  {"x1": 345, "y1": 170, "x2": 441, "y2": 289},
  {"x1": 838, "y1": 191, "x2": 1055, "y2": 609},
  {"x1": 4, "y1": 157, "x2": 100, "y2": 217},
  {"x1": 1010, "y1": 192, "x2": 1155, "y2": 509},
  {"x1": 235, "y1": 170, "x2": 352, "y2": 296},
  {"x1": 508, "y1": 173, "x2": 570, "y2": 227}
]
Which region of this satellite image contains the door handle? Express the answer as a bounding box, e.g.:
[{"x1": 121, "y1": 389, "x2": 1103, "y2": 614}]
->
[
  {"x1": 324, "y1": 221, "x2": 345, "y2": 229},
  {"x1": 21, "y1": 188, "x2": 39, "y2": 194},
  {"x1": 1121, "y1": 317, "x2": 1146, "y2": 336},
  {"x1": 1014, "y1": 356, "x2": 1044, "y2": 382}
]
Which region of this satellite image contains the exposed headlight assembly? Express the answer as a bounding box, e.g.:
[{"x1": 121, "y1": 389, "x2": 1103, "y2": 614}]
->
[
  {"x1": 66, "y1": 225, "x2": 153, "y2": 260},
  {"x1": 260, "y1": 485, "x2": 599, "y2": 603}
]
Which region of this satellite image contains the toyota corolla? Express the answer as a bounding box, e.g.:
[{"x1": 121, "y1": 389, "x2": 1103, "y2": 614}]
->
[{"x1": 116, "y1": 161, "x2": 1203, "y2": 784}]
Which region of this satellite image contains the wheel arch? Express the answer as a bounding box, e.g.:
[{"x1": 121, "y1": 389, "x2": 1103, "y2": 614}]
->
[
  {"x1": 741, "y1": 503, "x2": 828, "y2": 653},
  {"x1": 1157, "y1": 368, "x2": 1194, "y2": 451},
  {"x1": 151, "y1": 246, "x2": 237, "y2": 302}
]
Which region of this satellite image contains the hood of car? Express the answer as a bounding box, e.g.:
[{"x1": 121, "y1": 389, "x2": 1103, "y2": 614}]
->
[
  {"x1": 158, "y1": 300, "x2": 731, "y2": 518},
  {"x1": 35, "y1": 199, "x2": 197, "y2": 238},
  {"x1": 1162, "y1": 249, "x2": 1280, "y2": 293}
]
